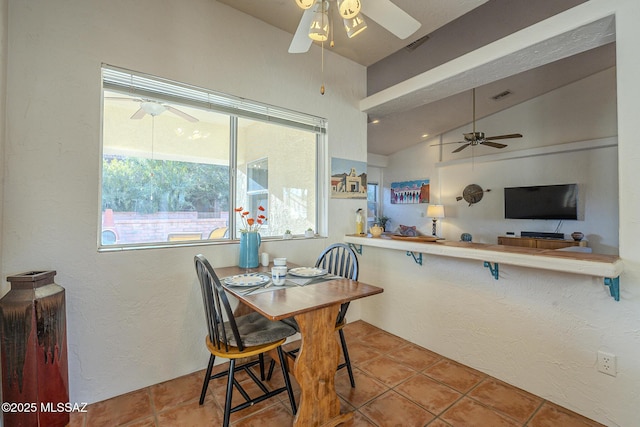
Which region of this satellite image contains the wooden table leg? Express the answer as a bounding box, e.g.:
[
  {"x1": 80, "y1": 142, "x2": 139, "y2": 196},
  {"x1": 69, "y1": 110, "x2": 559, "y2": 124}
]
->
[{"x1": 292, "y1": 305, "x2": 353, "y2": 427}]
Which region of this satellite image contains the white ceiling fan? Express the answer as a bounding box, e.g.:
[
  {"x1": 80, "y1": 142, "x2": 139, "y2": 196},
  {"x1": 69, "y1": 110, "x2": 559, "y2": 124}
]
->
[
  {"x1": 106, "y1": 97, "x2": 199, "y2": 122},
  {"x1": 289, "y1": 0, "x2": 421, "y2": 54}
]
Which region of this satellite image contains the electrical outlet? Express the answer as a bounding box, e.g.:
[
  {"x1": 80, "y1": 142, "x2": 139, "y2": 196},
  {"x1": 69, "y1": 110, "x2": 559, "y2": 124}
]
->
[{"x1": 597, "y1": 351, "x2": 617, "y2": 376}]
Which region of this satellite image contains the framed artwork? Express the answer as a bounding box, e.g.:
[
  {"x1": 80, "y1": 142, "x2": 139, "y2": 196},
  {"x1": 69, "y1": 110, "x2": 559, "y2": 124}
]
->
[
  {"x1": 331, "y1": 158, "x2": 367, "y2": 199},
  {"x1": 391, "y1": 179, "x2": 429, "y2": 204}
]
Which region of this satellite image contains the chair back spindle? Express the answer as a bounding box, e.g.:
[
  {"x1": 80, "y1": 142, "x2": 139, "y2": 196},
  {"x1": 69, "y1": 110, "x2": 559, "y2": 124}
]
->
[
  {"x1": 194, "y1": 254, "x2": 244, "y2": 352},
  {"x1": 316, "y1": 243, "x2": 359, "y2": 281}
]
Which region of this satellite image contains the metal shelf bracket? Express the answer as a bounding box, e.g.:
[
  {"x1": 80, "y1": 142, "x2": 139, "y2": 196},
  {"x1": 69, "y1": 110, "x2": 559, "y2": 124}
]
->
[
  {"x1": 406, "y1": 251, "x2": 423, "y2": 266},
  {"x1": 348, "y1": 243, "x2": 362, "y2": 255},
  {"x1": 604, "y1": 276, "x2": 620, "y2": 301},
  {"x1": 484, "y1": 261, "x2": 499, "y2": 280}
]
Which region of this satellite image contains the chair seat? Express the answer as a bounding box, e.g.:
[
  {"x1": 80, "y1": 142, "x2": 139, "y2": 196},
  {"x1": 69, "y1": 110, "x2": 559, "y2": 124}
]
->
[{"x1": 220, "y1": 312, "x2": 296, "y2": 347}]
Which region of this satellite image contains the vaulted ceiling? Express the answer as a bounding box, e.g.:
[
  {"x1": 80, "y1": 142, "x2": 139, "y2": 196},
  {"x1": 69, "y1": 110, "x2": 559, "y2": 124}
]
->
[{"x1": 216, "y1": 0, "x2": 615, "y2": 156}]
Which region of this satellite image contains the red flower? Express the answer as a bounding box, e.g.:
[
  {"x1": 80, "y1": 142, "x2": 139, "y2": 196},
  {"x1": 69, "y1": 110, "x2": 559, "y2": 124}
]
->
[{"x1": 237, "y1": 207, "x2": 268, "y2": 232}]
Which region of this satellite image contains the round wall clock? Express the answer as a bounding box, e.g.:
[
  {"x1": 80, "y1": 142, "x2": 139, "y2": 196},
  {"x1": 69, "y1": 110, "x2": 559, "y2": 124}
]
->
[{"x1": 457, "y1": 184, "x2": 491, "y2": 206}]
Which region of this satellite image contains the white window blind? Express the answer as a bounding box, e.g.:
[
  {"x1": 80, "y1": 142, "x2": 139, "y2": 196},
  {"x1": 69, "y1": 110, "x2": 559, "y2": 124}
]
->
[{"x1": 102, "y1": 64, "x2": 327, "y2": 134}]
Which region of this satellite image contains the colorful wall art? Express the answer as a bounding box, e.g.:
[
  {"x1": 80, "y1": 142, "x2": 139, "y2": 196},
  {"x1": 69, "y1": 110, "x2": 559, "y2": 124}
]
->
[
  {"x1": 331, "y1": 158, "x2": 367, "y2": 199},
  {"x1": 391, "y1": 179, "x2": 430, "y2": 204}
]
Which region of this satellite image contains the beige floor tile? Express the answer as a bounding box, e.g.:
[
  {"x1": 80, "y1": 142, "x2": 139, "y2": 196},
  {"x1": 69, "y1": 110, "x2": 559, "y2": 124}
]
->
[
  {"x1": 359, "y1": 330, "x2": 409, "y2": 353},
  {"x1": 358, "y1": 354, "x2": 417, "y2": 387},
  {"x1": 230, "y1": 401, "x2": 295, "y2": 426},
  {"x1": 342, "y1": 341, "x2": 384, "y2": 367},
  {"x1": 395, "y1": 373, "x2": 462, "y2": 415},
  {"x1": 360, "y1": 390, "x2": 435, "y2": 427},
  {"x1": 423, "y1": 359, "x2": 485, "y2": 393},
  {"x1": 387, "y1": 342, "x2": 443, "y2": 371},
  {"x1": 528, "y1": 402, "x2": 606, "y2": 427},
  {"x1": 343, "y1": 320, "x2": 383, "y2": 342},
  {"x1": 150, "y1": 370, "x2": 204, "y2": 412},
  {"x1": 335, "y1": 368, "x2": 389, "y2": 408},
  {"x1": 85, "y1": 388, "x2": 153, "y2": 427},
  {"x1": 440, "y1": 397, "x2": 520, "y2": 427},
  {"x1": 468, "y1": 377, "x2": 543, "y2": 423},
  {"x1": 156, "y1": 400, "x2": 223, "y2": 426}
]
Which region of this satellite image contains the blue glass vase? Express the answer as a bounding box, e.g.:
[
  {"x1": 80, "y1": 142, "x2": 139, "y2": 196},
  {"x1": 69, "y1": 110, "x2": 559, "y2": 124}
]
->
[{"x1": 239, "y1": 231, "x2": 261, "y2": 268}]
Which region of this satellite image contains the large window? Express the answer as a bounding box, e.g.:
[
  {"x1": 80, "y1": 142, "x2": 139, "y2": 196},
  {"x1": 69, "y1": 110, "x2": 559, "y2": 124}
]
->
[{"x1": 100, "y1": 65, "x2": 326, "y2": 249}]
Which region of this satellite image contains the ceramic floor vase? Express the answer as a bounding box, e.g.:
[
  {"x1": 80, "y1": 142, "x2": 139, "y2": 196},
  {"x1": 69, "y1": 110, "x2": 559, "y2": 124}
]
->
[{"x1": 1, "y1": 270, "x2": 69, "y2": 427}]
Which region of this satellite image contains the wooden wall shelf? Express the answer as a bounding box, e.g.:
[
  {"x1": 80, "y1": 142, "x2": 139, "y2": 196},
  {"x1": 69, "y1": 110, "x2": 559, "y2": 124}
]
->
[{"x1": 344, "y1": 234, "x2": 623, "y2": 301}]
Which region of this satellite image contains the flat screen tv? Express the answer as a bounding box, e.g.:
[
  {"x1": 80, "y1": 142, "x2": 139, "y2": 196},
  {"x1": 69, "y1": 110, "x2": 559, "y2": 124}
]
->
[{"x1": 504, "y1": 184, "x2": 578, "y2": 220}]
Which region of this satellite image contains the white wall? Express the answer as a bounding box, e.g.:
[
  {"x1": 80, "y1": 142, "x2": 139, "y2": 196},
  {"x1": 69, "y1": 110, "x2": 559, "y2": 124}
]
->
[
  {"x1": 1, "y1": 0, "x2": 366, "y2": 404},
  {"x1": 360, "y1": 1, "x2": 640, "y2": 426}
]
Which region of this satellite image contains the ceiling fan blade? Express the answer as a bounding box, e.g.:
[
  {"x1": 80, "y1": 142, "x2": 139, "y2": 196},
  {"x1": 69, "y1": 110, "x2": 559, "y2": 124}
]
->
[
  {"x1": 482, "y1": 141, "x2": 508, "y2": 149},
  {"x1": 361, "y1": 0, "x2": 421, "y2": 39},
  {"x1": 484, "y1": 133, "x2": 523, "y2": 140},
  {"x1": 430, "y1": 140, "x2": 466, "y2": 147},
  {"x1": 130, "y1": 108, "x2": 147, "y2": 120},
  {"x1": 165, "y1": 106, "x2": 199, "y2": 123},
  {"x1": 452, "y1": 143, "x2": 470, "y2": 153},
  {"x1": 288, "y1": 7, "x2": 315, "y2": 53},
  {"x1": 105, "y1": 96, "x2": 144, "y2": 102}
]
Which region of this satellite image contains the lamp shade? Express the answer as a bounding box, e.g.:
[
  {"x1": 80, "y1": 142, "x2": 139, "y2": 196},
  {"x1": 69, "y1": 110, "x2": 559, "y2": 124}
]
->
[
  {"x1": 296, "y1": 0, "x2": 316, "y2": 9},
  {"x1": 338, "y1": 0, "x2": 361, "y2": 19},
  {"x1": 309, "y1": 6, "x2": 329, "y2": 41},
  {"x1": 344, "y1": 14, "x2": 367, "y2": 38},
  {"x1": 427, "y1": 204, "x2": 445, "y2": 218}
]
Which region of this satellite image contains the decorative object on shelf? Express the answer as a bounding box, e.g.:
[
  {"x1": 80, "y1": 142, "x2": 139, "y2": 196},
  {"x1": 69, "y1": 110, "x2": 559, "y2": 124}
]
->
[
  {"x1": 571, "y1": 231, "x2": 584, "y2": 241},
  {"x1": 396, "y1": 224, "x2": 419, "y2": 237},
  {"x1": 355, "y1": 208, "x2": 364, "y2": 234},
  {"x1": 1, "y1": 271, "x2": 70, "y2": 427},
  {"x1": 370, "y1": 224, "x2": 383, "y2": 238},
  {"x1": 305, "y1": 228, "x2": 315, "y2": 238},
  {"x1": 331, "y1": 158, "x2": 367, "y2": 199},
  {"x1": 426, "y1": 204, "x2": 445, "y2": 236},
  {"x1": 283, "y1": 230, "x2": 293, "y2": 240},
  {"x1": 461, "y1": 233, "x2": 473, "y2": 242},
  {"x1": 236, "y1": 206, "x2": 266, "y2": 268},
  {"x1": 391, "y1": 179, "x2": 429, "y2": 204},
  {"x1": 457, "y1": 184, "x2": 491, "y2": 206},
  {"x1": 375, "y1": 215, "x2": 390, "y2": 231}
]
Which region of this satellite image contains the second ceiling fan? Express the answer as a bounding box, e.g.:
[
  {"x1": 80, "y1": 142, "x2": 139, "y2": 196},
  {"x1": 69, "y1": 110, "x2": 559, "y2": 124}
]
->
[{"x1": 445, "y1": 88, "x2": 523, "y2": 153}]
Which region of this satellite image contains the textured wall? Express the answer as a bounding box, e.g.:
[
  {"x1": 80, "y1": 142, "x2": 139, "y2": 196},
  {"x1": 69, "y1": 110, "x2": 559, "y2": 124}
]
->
[
  {"x1": 362, "y1": 2, "x2": 640, "y2": 426},
  {"x1": 1, "y1": 0, "x2": 366, "y2": 404}
]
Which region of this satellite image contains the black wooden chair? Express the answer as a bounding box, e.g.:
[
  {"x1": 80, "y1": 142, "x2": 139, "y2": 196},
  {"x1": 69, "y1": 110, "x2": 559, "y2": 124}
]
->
[
  {"x1": 268, "y1": 243, "x2": 359, "y2": 387},
  {"x1": 194, "y1": 254, "x2": 297, "y2": 427}
]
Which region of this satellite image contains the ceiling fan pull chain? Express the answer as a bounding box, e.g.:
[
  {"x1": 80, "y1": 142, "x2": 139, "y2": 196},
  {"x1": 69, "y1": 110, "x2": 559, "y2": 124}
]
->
[{"x1": 320, "y1": 41, "x2": 325, "y2": 95}]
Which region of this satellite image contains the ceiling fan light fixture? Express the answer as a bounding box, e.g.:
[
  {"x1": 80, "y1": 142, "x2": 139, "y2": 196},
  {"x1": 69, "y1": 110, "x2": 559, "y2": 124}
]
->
[
  {"x1": 338, "y1": 0, "x2": 361, "y2": 19},
  {"x1": 141, "y1": 101, "x2": 167, "y2": 116},
  {"x1": 344, "y1": 14, "x2": 367, "y2": 38},
  {"x1": 295, "y1": 0, "x2": 316, "y2": 10},
  {"x1": 309, "y1": 5, "x2": 329, "y2": 41}
]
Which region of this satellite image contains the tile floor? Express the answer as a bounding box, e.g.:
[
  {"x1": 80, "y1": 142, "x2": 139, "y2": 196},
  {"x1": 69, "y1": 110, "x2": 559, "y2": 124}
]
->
[{"x1": 70, "y1": 321, "x2": 605, "y2": 427}]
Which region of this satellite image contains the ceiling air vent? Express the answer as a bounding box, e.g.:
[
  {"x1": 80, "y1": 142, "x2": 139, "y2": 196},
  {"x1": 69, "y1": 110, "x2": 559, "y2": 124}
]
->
[
  {"x1": 404, "y1": 35, "x2": 430, "y2": 52},
  {"x1": 491, "y1": 90, "x2": 512, "y2": 101}
]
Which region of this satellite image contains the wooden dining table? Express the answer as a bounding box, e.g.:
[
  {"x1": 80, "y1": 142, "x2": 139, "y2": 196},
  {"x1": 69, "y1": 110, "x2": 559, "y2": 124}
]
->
[{"x1": 216, "y1": 263, "x2": 383, "y2": 427}]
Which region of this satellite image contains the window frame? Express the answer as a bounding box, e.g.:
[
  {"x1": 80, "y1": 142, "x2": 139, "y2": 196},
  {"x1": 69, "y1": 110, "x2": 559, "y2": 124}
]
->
[{"x1": 99, "y1": 65, "x2": 328, "y2": 251}]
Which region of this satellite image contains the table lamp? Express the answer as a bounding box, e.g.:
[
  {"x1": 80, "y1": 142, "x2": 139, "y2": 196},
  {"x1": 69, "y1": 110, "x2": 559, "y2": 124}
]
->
[{"x1": 427, "y1": 204, "x2": 445, "y2": 236}]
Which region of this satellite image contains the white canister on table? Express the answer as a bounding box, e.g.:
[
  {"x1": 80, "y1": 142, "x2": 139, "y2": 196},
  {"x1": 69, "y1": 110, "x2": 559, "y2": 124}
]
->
[{"x1": 261, "y1": 252, "x2": 270, "y2": 267}]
